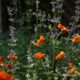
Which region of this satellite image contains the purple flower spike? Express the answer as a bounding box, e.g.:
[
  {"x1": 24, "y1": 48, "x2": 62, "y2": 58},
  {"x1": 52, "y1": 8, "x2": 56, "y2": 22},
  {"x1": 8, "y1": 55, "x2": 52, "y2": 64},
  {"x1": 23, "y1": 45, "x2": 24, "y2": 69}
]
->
[{"x1": 7, "y1": 49, "x2": 15, "y2": 54}]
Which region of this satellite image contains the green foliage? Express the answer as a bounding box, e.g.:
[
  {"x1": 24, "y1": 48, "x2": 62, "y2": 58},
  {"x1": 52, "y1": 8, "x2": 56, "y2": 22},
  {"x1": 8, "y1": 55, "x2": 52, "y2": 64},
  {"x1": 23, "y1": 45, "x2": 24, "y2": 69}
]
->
[{"x1": 0, "y1": 0, "x2": 80, "y2": 80}]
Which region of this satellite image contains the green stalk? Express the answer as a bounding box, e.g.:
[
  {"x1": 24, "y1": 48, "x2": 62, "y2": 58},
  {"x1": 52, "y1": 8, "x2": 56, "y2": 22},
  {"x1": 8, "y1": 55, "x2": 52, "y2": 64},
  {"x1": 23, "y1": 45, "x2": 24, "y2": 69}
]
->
[{"x1": 41, "y1": 59, "x2": 46, "y2": 71}]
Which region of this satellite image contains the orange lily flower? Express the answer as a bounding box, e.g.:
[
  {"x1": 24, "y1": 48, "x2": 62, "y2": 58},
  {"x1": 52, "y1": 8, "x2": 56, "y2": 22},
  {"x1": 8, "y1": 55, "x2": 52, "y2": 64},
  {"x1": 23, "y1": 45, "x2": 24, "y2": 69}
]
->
[
  {"x1": 35, "y1": 35, "x2": 45, "y2": 47},
  {"x1": 35, "y1": 39, "x2": 41, "y2": 47},
  {"x1": 72, "y1": 35, "x2": 80, "y2": 43},
  {"x1": 34, "y1": 52, "x2": 45, "y2": 59},
  {"x1": 56, "y1": 51, "x2": 65, "y2": 60},
  {"x1": 61, "y1": 27, "x2": 69, "y2": 32},
  {"x1": 57, "y1": 24, "x2": 69, "y2": 32},
  {"x1": 39, "y1": 35, "x2": 45, "y2": 43},
  {"x1": 0, "y1": 70, "x2": 14, "y2": 80},
  {"x1": 68, "y1": 62, "x2": 73, "y2": 67},
  {"x1": 58, "y1": 23, "x2": 64, "y2": 29},
  {"x1": 68, "y1": 68, "x2": 76, "y2": 74}
]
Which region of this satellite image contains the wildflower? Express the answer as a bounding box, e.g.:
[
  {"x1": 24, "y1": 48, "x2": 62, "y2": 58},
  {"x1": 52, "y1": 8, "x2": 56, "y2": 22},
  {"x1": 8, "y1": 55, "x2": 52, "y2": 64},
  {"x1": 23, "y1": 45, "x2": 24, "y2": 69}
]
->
[
  {"x1": 7, "y1": 54, "x2": 18, "y2": 61},
  {"x1": 0, "y1": 56, "x2": 3, "y2": 62},
  {"x1": 57, "y1": 24, "x2": 69, "y2": 32},
  {"x1": 68, "y1": 68, "x2": 76, "y2": 74},
  {"x1": 35, "y1": 39, "x2": 41, "y2": 47},
  {"x1": 12, "y1": 55, "x2": 18, "y2": 61},
  {"x1": 34, "y1": 52, "x2": 45, "y2": 59},
  {"x1": 57, "y1": 23, "x2": 63, "y2": 29},
  {"x1": 35, "y1": 35, "x2": 45, "y2": 47},
  {"x1": 7, "y1": 64, "x2": 12, "y2": 69},
  {"x1": 61, "y1": 27, "x2": 69, "y2": 32},
  {"x1": 7, "y1": 55, "x2": 11, "y2": 60},
  {"x1": 0, "y1": 70, "x2": 14, "y2": 80},
  {"x1": 72, "y1": 35, "x2": 80, "y2": 43},
  {"x1": 68, "y1": 62, "x2": 73, "y2": 67},
  {"x1": 0, "y1": 62, "x2": 5, "y2": 67},
  {"x1": 39, "y1": 35, "x2": 45, "y2": 43},
  {"x1": 7, "y1": 50, "x2": 15, "y2": 54},
  {"x1": 56, "y1": 51, "x2": 65, "y2": 60}
]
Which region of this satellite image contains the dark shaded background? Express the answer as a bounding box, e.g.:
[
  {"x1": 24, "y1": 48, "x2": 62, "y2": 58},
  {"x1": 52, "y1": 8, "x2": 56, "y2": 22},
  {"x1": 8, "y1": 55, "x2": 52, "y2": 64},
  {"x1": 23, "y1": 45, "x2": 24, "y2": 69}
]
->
[
  {"x1": 61, "y1": 0, "x2": 75, "y2": 26},
  {"x1": 1, "y1": 0, "x2": 76, "y2": 33}
]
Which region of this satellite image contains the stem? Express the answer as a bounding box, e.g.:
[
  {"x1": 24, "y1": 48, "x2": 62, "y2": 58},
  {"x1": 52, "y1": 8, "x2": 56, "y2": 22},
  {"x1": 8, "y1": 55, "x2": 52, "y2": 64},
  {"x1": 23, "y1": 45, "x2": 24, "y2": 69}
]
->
[
  {"x1": 55, "y1": 31, "x2": 62, "y2": 40},
  {"x1": 52, "y1": 59, "x2": 57, "y2": 72},
  {"x1": 41, "y1": 59, "x2": 46, "y2": 71}
]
